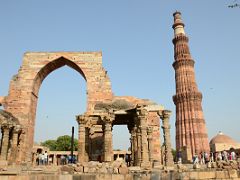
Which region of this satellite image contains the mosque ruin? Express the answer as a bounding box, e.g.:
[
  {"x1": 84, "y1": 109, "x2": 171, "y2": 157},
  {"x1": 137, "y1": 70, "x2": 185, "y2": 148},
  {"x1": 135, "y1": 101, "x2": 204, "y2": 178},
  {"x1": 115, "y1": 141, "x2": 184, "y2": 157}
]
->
[{"x1": 0, "y1": 51, "x2": 174, "y2": 168}]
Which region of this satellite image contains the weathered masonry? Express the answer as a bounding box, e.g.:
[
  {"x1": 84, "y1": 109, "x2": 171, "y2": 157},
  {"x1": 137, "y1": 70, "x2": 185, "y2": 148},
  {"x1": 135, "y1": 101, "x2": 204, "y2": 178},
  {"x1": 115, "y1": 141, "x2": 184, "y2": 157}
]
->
[{"x1": 0, "y1": 52, "x2": 173, "y2": 168}]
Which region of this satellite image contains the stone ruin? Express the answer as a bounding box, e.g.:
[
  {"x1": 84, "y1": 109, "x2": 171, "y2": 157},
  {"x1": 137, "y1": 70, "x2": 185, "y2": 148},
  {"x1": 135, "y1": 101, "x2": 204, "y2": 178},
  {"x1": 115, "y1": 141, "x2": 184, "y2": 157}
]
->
[{"x1": 0, "y1": 52, "x2": 174, "y2": 170}]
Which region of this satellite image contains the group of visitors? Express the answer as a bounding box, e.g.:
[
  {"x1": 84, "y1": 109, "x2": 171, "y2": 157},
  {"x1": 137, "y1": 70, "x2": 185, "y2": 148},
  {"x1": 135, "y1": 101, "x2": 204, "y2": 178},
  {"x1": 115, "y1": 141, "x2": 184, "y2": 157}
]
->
[
  {"x1": 193, "y1": 150, "x2": 237, "y2": 164},
  {"x1": 176, "y1": 150, "x2": 238, "y2": 165},
  {"x1": 60, "y1": 154, "x2": 76, "y2": 165},
  {"x1": 36, "y1": 151, "x2": 48, "y2": 165},
  {"x1": 192, "y1": 152, "x2": 211, "y2": 164},
  {"x1": 215, "y1": 150, "x2": 237, "y2": 161}
]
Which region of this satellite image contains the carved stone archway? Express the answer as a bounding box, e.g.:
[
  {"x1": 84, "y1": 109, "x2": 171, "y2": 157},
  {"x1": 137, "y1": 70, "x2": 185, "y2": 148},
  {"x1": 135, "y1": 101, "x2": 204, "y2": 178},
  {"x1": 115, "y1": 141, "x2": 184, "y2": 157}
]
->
[{"x1": 1, "y1": 52, "x2": 113, "y2": 163}]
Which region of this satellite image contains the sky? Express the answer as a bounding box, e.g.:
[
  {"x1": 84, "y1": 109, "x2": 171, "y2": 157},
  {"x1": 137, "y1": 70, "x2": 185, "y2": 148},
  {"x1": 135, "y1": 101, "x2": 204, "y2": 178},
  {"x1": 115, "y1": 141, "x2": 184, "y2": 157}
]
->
[{"x1": 0, "y1": 1, "x2": 239, "y2": 150}]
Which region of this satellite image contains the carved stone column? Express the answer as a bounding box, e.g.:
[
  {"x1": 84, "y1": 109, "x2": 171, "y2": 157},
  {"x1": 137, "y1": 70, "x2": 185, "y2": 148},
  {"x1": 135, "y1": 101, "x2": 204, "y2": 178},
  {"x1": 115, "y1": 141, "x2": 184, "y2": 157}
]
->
[
  {"x1": 132, "y1": 126, "x2": 138, "y2": 166},
  {"x1": 160, "y1": 110, "x2": 174, "y2": 167},
  {"x1": 85, "y1": 127, "x2": 90, "y2": 162},
  {"x1": 0, "y1": 125, "x2": 10, "y2": 160},
  {"x1": 9, "y1": 126, "x2": 21, "y2": 164},
  {"x1": 76, "y1": 115, "x2": 87, "y2": 163},
  {"x1": 103, "y1": 115, "x2": 113, "y2": 162},
  {"x1": 130, "y1": 126, "x2": 137, "y2": 166},
  {"x1": 137, "y1": 108, "x2": 150, "y2": 168},
  {"x1": 147, "y1": 127, "x2": 153, "y2": 163},
  {"x1": 136, "y1": 127, "x2": 142, "y2": 166}
]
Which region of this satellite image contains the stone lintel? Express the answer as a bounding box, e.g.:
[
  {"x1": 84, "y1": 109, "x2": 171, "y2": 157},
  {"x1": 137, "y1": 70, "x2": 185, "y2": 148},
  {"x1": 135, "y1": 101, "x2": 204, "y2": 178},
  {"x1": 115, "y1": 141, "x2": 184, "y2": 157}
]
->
[{"x1": 143, "y1": 105, "x2": 164, "y2": 112}]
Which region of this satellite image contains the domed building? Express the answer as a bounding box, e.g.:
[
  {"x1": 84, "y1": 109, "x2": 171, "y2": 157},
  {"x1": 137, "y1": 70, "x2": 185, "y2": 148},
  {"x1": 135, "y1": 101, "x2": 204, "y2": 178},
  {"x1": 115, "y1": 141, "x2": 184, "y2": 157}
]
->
[{"x1": 209, "y1": 131, "x2": 240, "y2": 152}]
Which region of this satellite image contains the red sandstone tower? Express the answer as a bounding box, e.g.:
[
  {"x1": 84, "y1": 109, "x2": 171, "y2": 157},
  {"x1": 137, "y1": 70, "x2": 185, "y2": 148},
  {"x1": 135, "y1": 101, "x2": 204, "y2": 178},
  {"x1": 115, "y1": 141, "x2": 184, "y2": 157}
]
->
[{"x1": 172, "y1": 12, "x2": 210, "y2": 157}]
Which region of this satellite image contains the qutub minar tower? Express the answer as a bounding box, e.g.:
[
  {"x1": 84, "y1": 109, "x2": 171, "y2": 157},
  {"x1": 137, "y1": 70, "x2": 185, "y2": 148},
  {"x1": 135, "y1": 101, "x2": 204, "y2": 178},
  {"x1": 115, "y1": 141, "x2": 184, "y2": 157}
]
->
[{"x1": 172, "y1": 12, "x2": 210, "y2": 157}]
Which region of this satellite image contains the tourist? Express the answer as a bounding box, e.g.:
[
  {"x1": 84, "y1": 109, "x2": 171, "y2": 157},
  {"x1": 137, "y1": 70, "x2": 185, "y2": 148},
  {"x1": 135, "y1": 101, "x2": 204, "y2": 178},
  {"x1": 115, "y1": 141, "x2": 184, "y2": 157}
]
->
[
  {"x1": 177, "y1": 151, "x2": 182, "y2": 164},
  {"x1": 231, "y1": 151, "x2": 236, "y2": 160},
  {"x1": 193, "y1": 154, "x2": 199, "y2": 164},
  {"x1": 43, "y1": 151, "x2": 48, "y2": 165},
  {"x1": 36, "y1": 153, "x2": 39, "y2": 165},
  {"x1": 41, "y1": 153, "x2": 45, "y2": 165},
  {"x1": 200, "y1": 152, "x2": 205, "y2": 164},
  {"x1": 38, "y1": 153, "x2": 43, "y2": 165},
  {"x1": 209, "y1": 152, "x2": 214, "y2": 162},
  {"x1": 60, "y1": 155, "x2": 66, "y2": 165},
  {"x1": 223, "y1": 151, "x2": 228, "y2": 161},
  {"x1": 217, "y1": 152, "x2": 222, "y2": 161},
  {"x1": 204, "y1": 152, "x2": 209, "y2": 163}
]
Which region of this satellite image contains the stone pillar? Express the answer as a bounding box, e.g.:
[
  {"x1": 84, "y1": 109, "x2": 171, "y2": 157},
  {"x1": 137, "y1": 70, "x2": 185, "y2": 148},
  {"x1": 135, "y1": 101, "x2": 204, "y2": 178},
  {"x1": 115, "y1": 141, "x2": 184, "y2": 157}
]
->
[
  {"x1": 147, "y1": 127, "x2": 153, "y2": 163},
  {"x1": 136, "y1": 127, "x2": 142, "y2": 166},
  {"x1": 137, "y1": 108, "x2": 150, "y2": 168},
  {"x1": 160, "y1": 110, "x2": 174, "y2": 167},
  {"x1": 103, "y1": 115, "x2": 113, "y2": 162},
  {"x1": 32, "y1": 153, "x2": 37, "y2": 165},
  {"x1": 53, "y1": 154, "x2": 57, "y2": 165},
  {"x1": 0, "y1": 126, "x2": 10, "y2": 160},
  {"x1": 130, "y1": 127, "x2": 136, "y2": 166},
  {"x1": 9, "y1": 126, "x2": 21, "y2": 164},
  {"x1": 132, "y1": 126, "x2": 138, "y2": 166},
  {"x1": 85, "y1": 128, "x2": 90, "y2": 162},
  {"x1": 76, "y1": 115, "x2": 87, "y2": 163}
]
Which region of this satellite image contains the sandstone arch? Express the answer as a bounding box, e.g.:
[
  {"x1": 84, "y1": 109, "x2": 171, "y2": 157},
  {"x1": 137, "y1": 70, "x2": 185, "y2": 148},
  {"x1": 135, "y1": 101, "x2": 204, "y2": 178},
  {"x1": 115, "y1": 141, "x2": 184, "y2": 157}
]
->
[{"x1": 2, "y1": 52, "x2": 113, "y2": 162}]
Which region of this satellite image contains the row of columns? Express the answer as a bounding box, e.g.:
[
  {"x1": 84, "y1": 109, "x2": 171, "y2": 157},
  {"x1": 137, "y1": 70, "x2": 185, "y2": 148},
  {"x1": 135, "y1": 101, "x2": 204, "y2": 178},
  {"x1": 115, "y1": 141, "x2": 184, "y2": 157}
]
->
[
  {"x1": 129, "y1": 109, "x2": 174, "y2": 168},
  {"x1": 0, "y1": 124, "x2": 21, "y2": 163},
  {"x1": 76, "y1": 109, "x2": 173, "y2": 168}
]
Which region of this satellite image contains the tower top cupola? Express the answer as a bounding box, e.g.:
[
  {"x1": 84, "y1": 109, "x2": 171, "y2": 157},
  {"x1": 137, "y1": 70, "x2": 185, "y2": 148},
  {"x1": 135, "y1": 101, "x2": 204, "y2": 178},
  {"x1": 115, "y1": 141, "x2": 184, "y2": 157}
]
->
[{"x1": 172, "y1": 11, "x2": 185, "y2": 36}]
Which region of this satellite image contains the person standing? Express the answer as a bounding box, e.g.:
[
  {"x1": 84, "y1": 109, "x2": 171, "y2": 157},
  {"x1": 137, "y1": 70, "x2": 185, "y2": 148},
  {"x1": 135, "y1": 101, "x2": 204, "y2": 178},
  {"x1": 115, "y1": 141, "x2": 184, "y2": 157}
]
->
[{"x1": 43, "y1": 151, "x2": 48, "y2": 165}]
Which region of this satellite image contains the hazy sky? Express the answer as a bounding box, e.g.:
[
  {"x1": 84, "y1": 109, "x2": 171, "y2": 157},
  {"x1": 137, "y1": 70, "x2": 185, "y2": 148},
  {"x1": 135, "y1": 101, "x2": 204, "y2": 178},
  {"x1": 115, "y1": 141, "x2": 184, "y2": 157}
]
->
[{"x1": 0, "y1": 1, "x2": 239, "y2": 150}]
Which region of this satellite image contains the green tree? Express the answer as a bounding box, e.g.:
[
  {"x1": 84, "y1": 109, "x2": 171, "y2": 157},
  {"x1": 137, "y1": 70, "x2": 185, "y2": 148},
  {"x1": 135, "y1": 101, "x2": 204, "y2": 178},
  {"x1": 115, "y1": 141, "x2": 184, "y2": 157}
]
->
[
  {"x1": 55, "y1": 135, "x2": 78, "y2": 151},
  {"x1": 41, "y1": 135, "x2": 78, "y2": 151},
  {"x1": 40, "y1": 140, "x2": 57, "y2": 151}
]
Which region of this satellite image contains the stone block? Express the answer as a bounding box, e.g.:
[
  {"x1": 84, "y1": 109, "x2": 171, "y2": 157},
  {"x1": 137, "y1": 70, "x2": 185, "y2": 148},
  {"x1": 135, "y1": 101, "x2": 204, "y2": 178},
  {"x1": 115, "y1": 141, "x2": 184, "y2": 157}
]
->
[
  {"x1": 60, "y1": 165, "x2": 74, "y2": 174},
  {"x1": 98, "y1": 166, "x2": 108, "y2": 174},
  {"x1": 216, "y1": 170, "x2": 230, "y2": 179},
  {"x1": 188, "y1": 171, "x2": 198, "y2": 179},
  {"x1": 119, "y1": 166, "x2": 128, "y2": 175},
  {"x1": 193, "y1": 164, "x2": 200, "y2": 169},
  {"x1": 83, "y1": 166, "x2": 89, "y2": 173},
  {"x1": 228, "y1": 169, "x2": 238, "y2": 178},
  {"x1": 113, "y1": 167, "x2": 119, "y2": 174},
  {"x1": 112, "y1": 174, "x2": 125, "y2": 180},
  {"x1": 198, "y1": 171, "x2": 216, "y2": 179},
  {"x1": 74, "y1": 166, "x2": 83, "y2": 172},
  {"x1": 96, "y1": 174, "x2": 112, "y2": 180}
]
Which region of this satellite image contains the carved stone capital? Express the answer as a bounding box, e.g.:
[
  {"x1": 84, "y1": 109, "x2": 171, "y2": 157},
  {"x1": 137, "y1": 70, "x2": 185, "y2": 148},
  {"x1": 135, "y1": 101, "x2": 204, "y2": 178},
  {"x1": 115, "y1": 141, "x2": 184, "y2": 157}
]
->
[
  {"x1": 102, "y1": 113, "x2": 114, "y2": 124},
  {"x1": 13, "y1": 125, "x2": 22, "y2": 134},
  {"x1": 147, "y1": 127, "x2": 153, "y2": 135},
  {"x1": 1, "y1": 123, "x2": 11, "y2": 131},
  {"x1": 76, "y1": 115, "x2": 88, "y2": 125},
  {"x1": 161, "y1": 110, "x2": 172, "y2": 120},
  {"x1": 136, "y1": 106, "x2": 148, "y2": 117}
]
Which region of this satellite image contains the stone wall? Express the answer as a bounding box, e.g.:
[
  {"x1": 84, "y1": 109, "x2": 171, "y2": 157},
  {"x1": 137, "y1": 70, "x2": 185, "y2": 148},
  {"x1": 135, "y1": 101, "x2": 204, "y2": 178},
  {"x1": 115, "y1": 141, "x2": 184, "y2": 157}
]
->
[{"x1": 1, "y1": 170, "x2": 240, "y2": 180}]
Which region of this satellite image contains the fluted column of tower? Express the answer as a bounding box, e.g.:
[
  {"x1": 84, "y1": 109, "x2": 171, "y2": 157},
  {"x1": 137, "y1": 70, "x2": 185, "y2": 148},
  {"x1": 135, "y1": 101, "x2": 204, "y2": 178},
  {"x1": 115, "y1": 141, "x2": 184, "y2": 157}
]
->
[{"x1": 172, "y1": 12, "x2": 209, "y2": 157}]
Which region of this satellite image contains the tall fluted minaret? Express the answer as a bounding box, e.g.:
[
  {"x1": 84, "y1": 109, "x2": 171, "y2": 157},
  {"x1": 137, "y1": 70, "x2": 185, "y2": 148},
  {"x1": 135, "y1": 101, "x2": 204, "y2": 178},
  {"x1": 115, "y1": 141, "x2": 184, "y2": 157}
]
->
[{"x1": 172, "y1": 12, "x2": 209, "y2": 157}]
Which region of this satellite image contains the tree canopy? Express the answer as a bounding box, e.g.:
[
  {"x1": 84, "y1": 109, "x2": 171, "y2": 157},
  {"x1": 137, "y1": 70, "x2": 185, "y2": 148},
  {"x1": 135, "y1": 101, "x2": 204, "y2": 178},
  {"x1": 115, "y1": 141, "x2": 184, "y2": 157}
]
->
[{"x1": 40, "y1": 135, "x2": 78, "y2": 151}]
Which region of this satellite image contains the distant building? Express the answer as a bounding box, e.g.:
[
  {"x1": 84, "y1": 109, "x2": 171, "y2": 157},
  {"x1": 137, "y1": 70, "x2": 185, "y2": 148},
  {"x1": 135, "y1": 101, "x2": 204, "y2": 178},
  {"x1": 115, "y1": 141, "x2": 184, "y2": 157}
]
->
[
  {"x1": 209, "y1": 132, "x2": 240, "y2": 152},
  {"x1": 32, "y1": 145, "x2": 130, "y2": 165}
]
